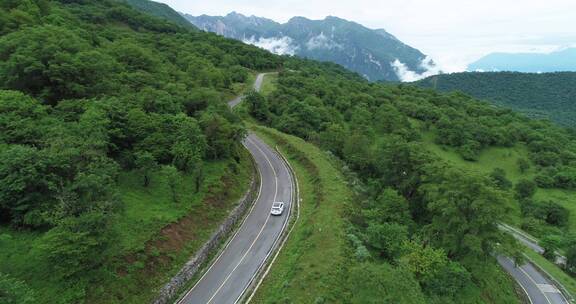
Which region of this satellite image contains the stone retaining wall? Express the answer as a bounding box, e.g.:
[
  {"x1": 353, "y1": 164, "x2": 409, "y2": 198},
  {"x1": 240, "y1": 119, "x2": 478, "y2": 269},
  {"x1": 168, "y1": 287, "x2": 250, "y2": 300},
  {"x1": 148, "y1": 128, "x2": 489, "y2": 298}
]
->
[{"x1": 152, "y1": 159, "x2": 259, "y2": 304}]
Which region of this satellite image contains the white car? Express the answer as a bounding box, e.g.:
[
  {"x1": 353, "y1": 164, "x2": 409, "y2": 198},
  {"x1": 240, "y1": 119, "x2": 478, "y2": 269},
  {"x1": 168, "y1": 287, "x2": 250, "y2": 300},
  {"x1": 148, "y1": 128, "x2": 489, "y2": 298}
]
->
[{"x1": 270, "y1": 202, "x2": 285, "y2": 216}]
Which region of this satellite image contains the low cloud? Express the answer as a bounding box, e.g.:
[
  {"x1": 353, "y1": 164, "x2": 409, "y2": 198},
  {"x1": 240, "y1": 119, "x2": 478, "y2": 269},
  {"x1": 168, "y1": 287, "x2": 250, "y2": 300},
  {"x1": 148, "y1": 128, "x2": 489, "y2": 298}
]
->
[
  {"x1": 306, "y1": 32, "x2": 342, "y2": 50},
  {"x1": 392, "y1": 56, "x2": 443, "y2": 82},
  {"x1": 243, "y1": 36, "x2": 299, "y2": 55}
]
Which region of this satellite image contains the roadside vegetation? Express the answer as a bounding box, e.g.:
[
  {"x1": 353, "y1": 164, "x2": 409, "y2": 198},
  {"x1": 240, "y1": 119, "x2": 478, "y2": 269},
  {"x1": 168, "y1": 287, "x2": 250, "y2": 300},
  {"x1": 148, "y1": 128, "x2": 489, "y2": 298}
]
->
[
  {"x1": 259, "y1": 73, "x2": 279, "y2": 97},
  {"x1": 250, "y1": 125, "x2": 351, "y2": 302},
  {"x1": 242, "y1": 58, "x2": 576, "y2": 303},
  {"x1": 246, "y1": 74, "x2": 519, "y2": 303},
  {"x1": 0, "y1": 0, "x2": 278, "y2": 303},
  {"x1": 523, "y1": 249, "x2": 576, "y2": 298},
  {"x1": 3, "y1": 0, "x2": 576, "y2": 303}
]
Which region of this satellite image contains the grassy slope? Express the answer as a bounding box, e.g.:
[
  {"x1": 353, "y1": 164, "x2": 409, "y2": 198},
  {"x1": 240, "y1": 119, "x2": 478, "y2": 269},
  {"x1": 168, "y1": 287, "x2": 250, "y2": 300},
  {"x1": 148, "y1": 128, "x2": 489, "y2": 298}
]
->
[
  {"x1": 422, "y1": 131, "x2": 525, "y2": 225},
  {"x1": 115, "y1": 161, "x2": 234, "y2": 253},
  {"x1": 241, "y1": 78, "x2": 519, "y2": 304},
  {"x1": 249, "y1": 124, "x2": 352, "y2": 303},
  {"x1": 225, "y1": 73, "x2": 257, "y2": 101},
  {"x1": 423, "y1": 129, "x2": 576, "y2": 233},
  {"x1": 259, "y1": 73, "x2": 278, "y2": 97},
  {"x1": 0, "y1": 141, "x2": 253, "y2": 304},
  {"x1": 421, "y1": 129, "x2": 576, "y2": 297}
]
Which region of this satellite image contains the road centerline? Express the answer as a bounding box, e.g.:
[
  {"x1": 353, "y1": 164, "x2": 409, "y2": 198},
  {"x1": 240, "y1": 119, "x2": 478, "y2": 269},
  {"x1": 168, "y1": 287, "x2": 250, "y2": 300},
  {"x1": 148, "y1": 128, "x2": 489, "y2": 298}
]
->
[
  {"x1": 519, "y1": 266, "x2": 553, "y2": 304},
  {"x1": 204, "y1": 136, "x2": 279, "y2": 304}
]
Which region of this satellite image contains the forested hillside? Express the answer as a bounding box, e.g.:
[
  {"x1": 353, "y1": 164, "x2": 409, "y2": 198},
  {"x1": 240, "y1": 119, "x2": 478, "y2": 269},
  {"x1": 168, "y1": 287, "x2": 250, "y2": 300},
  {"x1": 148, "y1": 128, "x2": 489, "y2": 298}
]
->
[
  {"x1": 244, "y1": 58, "x2": 576, "y2": 303},
  {"x1": 3, "y1": 1, "x2": 576, "y2": 304},
  {"x1": 122, "y1": 0, "x2": 195, "y2": 29},
  {"x1": 0, "y1": 0, "x2": 279, "y2": 303},
  {"x1": 415, "y1": 72, "x2": 576, "y2": 127}
]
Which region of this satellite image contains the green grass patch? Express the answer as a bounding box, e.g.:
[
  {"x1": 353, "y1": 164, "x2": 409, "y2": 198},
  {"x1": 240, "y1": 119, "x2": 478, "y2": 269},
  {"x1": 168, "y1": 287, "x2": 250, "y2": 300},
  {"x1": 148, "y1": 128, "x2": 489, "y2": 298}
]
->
[
  {"x1": 249, "y1": 124, "x2": 352, "y2": 303},
  {"x1": 422, "y1": 131, "x2": 576, "y2": 242},
  {"x1": 0, "y1": 151, "x2": 254, "y2": 304},
  {"x1": 259, "y1": 73, "x2": 278, "y2": 97},
  {"x1": 422, "y1": 131, "x2": 533, "y2": 183},
  {"x1": 114, "y1": 161, "x2": 232, "y2": 253},
  {"x1": 534, "y1": 188, "x2": 576, "y2": 236},
  {"x1": 422, "y1": 132, "x2": 529, "y2": 226},
  {"x1": 422, "y1": 130, "x2": 576, "y2": 300}
]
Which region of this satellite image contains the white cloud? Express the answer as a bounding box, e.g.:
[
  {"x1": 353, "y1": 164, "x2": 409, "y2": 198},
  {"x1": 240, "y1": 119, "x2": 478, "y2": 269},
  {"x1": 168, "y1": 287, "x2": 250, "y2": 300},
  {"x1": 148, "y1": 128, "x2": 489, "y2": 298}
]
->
[
  {"x1": 392, "y1": 56, "x2": 443, "y2": 82},
  {"x1": 159, "y1": 0, "x2": 576, "y2": 70},
  {"x1": 306, "y1": 32, "x2": 342, "y2": 50},
  {"x1": 242, "y1": 36, "x2": 299, "y2": 55}
]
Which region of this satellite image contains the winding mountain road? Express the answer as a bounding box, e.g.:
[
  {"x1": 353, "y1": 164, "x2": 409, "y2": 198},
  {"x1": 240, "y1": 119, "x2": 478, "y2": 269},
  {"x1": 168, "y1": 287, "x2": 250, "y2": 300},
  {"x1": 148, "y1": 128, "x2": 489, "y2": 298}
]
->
[
  {"x1": 499, "y1": 256, "x2": 569, "y2": 304},
  {"x1": 176, "y1": 72, "x2": 569, "y2": 304},
  {"x1": 177, "y1": 73, "x2": 293, "y2": 304},
  {"x1": 498, "y1": 224, "x2": 569, "y2": 304}
]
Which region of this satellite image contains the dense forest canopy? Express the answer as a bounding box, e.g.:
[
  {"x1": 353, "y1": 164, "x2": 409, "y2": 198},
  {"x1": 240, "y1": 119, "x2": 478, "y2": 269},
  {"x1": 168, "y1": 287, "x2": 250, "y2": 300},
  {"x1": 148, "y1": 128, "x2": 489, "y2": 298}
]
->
[
  {"x1": 245, "y1": 57, "x2": 576, "y2": 303},
  {"x1": 122, "y1": 0, "x2": 196, "y2": 29},
  {"x1": 415, "y1": 71, "x2": 576, "y2": 128},
  {"x1": 0, "y1": 0, "x2": 279, "y2": 301},
  {"x1": 2, "y1": 0, "x2": 576, "y2": 303}
]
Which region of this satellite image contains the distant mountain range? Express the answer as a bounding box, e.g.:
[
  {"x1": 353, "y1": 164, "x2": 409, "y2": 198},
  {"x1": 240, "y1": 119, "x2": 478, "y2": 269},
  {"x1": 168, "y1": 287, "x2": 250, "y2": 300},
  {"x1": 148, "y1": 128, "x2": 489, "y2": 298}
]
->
[
  {"x1": 415, "y1": 71, "x2": 576, "y2": 127},
  {"x1": 184, "y1": 12, "x2": 435, "y2": 81},
  {"x1": 468, "y1": 48, "x2": 576, "y2": 73}
]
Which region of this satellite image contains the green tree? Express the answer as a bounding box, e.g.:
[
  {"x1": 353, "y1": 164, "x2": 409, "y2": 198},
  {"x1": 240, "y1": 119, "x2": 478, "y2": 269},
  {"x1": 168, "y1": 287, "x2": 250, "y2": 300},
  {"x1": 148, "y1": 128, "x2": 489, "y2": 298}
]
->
[
  {"x1": 400, "y1": 242, "x2": 471, "y2": 297},
  {"x1": 565, "y1": 244, "x2": 576, "y2": 275},
  {"x1": 346, "y1": 263, "x2": 426, "y2": 304},
  {"x1": 540, "y1": 201, "x2": 569, "y2": 227},
  {"x1": 245, "y1": 90, "x2": 270, "y2": 122},
  {"x1": 423, "y1": 168, "x2": 507, "y2": 261},
  {"x1": 0, "y1": 145, "x2": 56, "y2": 225},
  {"x1": 163, "y1": 165, "x2": 179, "y2": 203},
  {"x1": 400, "y1": 241, "x2": 447, "y2": 283},
  {"x1": 489, "y1": 168, "x2": 512, "y2": 190},
  {"x1": 200, "y1": 112, "x2": 244, "y2": 159},
  {"x1": 540, "y1": 235, "x2": 561, "y2": 261},
  {"x1": 36, "y1": 211, "x2": 115, "y2": 279},
  {"x1": 134, "y1": 151, "x2": 157, "y2": 187},
  {"x1": 0, "y1": 90, "x2": 48, "y2": 146},
  {"x1": 517, "y1": 158, "x2": 530, "y2": 173},
  {"x1": 362, "y1": 188, "x2": 413, "y2": 227},
  {"x1": 515, "y1": 179, "x2": 537, "y2": 199},
  {"x1": 365, "y1": 222, "x2": 408, "y2": 261},
  {"x1": 0, "y1": 273, "x2": 36, "y2": 304}
]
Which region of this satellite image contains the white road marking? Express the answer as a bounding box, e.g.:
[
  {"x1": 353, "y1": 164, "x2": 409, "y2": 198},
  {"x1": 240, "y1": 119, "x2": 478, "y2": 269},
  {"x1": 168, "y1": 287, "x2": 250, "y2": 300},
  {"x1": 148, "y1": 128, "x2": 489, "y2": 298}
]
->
[
  {"x1": 518, "y1": 266, "x2": 553, "y2": 304},
  {"x1": 176, "y1": 140, "x2": 265, "y2": 304},
  {"x1": 204, "y1": 136, "x2": 279, "y2": 304},
  {"x1": 243, "y1": 145, "x2": 297, "y2": 304},
  {"x1": 538, "y1": 284, "x2": 561, "y2": 293}
]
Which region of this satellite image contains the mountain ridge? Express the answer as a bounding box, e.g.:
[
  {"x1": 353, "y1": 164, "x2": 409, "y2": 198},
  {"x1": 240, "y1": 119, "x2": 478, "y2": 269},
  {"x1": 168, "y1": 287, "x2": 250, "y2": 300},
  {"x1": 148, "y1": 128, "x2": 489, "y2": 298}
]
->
[
  {"x1": 468, "y1": 48, "x2": 576, "y2": 72},
  {"x1": 184, "y1": 12, "x2": 434, "y2": 81}
]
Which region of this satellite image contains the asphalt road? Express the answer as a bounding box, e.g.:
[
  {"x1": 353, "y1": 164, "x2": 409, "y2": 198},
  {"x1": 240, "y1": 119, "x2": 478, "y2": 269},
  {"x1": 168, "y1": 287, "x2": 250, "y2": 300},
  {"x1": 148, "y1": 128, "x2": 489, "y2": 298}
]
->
[
  {"x1": 178, "y1": 74, "x2": 293, "y2": 304},
  {"x1": 176, "y1": 72, "x2": 567, "y2": 304},
  {"x1": 498, "y1": 224, "x2": 569, "y2": 303},
  {"x1": 228, "y1": 73, "x2": 266, "y2": 108},
  {"x1": 500, "y1": 223, "x2": 566, "y2": 265},
  {"x1": 498, "y1": 256, "x2": 569, "y2": 304}
]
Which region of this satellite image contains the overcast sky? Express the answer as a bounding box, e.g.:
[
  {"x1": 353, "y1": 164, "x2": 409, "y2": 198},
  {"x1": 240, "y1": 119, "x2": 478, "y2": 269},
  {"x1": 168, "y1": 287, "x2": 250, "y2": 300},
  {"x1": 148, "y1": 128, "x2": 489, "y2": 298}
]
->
[{"x1": 157, "y1": 0, "x2": 576, "y2": 72}]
